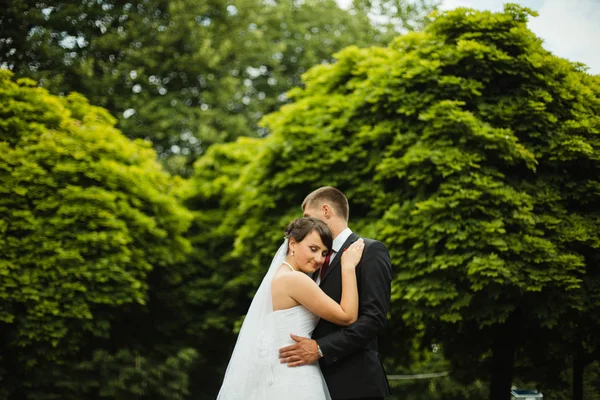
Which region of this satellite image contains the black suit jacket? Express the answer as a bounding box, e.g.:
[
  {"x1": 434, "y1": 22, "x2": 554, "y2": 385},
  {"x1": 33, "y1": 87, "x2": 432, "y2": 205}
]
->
[{"x1": 313, "y1": 232, "x2": 392, "y2": 399}]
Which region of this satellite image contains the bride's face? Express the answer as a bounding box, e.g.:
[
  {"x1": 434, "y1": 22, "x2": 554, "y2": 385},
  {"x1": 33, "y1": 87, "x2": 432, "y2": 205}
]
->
[{"x1": 290, "y1": 230, "x2": 329, "y2": 273}]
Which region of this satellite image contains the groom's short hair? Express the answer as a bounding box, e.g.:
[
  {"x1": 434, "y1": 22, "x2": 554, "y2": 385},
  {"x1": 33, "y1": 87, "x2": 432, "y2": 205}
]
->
[{"x1": 302, "y1": 186, "x2": 349, "y2": 221}]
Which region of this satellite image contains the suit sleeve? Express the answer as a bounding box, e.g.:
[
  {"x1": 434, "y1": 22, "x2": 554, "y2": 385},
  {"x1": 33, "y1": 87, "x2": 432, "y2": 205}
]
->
[{"x1": 316, "y1": 240, "x2": 392, "y2": 365}]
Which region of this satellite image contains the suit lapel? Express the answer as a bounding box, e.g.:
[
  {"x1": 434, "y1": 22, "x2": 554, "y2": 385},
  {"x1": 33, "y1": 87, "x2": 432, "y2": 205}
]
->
[{"x1": 321, "y1": 232, "x2": 360, "y2": 285}]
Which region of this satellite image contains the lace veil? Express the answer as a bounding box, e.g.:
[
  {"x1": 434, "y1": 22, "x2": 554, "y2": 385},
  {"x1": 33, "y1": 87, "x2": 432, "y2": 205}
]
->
[{"x1": 217, "y1": 239, "x2": 289, "y2": 399}]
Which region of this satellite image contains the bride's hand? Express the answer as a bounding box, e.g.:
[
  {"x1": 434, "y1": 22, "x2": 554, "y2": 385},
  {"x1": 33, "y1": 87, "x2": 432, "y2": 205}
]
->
[{"x1": 341, "y1": 239, "x2": 365, "y2": 269}]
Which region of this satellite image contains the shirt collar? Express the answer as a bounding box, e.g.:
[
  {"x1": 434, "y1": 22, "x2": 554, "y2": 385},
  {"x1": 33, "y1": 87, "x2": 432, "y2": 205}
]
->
[{"x1": 332, "y1": 227, "x2": 353, "y2": 253}]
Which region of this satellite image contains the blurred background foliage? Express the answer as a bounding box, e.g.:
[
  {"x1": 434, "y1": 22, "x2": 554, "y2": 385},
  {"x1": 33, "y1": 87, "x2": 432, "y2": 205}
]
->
[
  {"x1": 1, "y1": 0, "x2": 436, "y2": 175},
  {"x1": 1, "y1": 1, "x2": 600, "y2": 400}
]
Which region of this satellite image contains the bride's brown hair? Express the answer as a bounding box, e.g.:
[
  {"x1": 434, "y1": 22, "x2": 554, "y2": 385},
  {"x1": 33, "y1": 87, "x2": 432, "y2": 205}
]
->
[{"x1": 284, "y1": 217, "x2": 333, "y2": 252}]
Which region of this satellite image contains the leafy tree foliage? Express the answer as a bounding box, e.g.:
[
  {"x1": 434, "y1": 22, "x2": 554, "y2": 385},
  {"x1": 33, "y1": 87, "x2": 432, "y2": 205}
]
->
[
  {"x1": 353, "y1": 0, "x2": 440, "y2": 32},
  {"x1": 176, "y1": 137, "x2": 268, "y2": 398},
  {"x1": 370, "y1": 5, "x2": 600, "y2": 399},
  {"x1": 186, "y1": 4, "x2": 600, "y2": 399},
  {"x1": 3, "y1": 1, "x2": 599, "y2": 399},
  {"x1": 0, "y1": 70, "x2": 194, "y2": 399},
  {"x1": 0, "y1": 0, "x2": 437, "y2": 174}
]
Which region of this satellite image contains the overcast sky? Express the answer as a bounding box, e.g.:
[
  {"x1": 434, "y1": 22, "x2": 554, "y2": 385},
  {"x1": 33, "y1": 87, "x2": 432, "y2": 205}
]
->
[{"x1": 336, "y1": 0, "x2": 599, "y2": 75}]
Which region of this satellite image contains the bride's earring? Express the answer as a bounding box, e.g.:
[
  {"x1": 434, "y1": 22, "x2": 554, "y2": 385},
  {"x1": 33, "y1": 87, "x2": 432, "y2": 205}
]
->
[{"x1": 292, "y1": 251, "x2": 295, "y2": 256}]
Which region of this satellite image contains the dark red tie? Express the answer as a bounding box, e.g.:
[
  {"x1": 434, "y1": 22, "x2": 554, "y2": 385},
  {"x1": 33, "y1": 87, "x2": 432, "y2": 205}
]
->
[{"x1": 320, "y1": 252, "x2": 332, "y2": 280}]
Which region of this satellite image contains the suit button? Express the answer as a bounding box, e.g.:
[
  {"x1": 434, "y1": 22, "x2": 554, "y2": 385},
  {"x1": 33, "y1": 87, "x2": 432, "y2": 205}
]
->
[{"x1": 333, "y1": 357, "x2": 338, "y2": 362}]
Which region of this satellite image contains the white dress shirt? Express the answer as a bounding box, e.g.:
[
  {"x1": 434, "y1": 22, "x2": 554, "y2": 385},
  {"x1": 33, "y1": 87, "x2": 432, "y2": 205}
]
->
[
  {"x1": 316, "y1": 227, "x2": 353, "y2": 285},
  {"x1": 329, "y1": 227, "x2": 353, "y2": 264}
]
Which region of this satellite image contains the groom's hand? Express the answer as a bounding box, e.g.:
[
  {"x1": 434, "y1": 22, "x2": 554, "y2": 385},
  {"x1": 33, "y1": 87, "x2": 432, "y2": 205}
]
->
[{"x1": 278, "y1": 334, "x2": 321, "y2": 367}]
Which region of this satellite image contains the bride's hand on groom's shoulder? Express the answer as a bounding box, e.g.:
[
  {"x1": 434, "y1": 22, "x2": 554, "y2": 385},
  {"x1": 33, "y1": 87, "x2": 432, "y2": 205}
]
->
[
  {"x1": 278, "y1": 334, "x2": 321, "y2": 367},
  {"x1": 341, "y1": 238, "x2": 365, "y2": 269}
]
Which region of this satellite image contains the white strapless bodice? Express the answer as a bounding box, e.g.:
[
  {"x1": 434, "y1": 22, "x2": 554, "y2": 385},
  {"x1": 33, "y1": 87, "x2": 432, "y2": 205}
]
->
[
  {"x1": 271, "y1": 305, "x2": 320, "y2": 345},
  {"x1": 247, "y1": 306, "x2": 330, "y2": 400}
]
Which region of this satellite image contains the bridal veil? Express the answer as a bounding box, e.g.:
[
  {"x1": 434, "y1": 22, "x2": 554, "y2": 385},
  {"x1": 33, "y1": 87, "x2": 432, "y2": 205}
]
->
[{"x1": 216, "y1": 239, "x2": 288, "y2": 399}]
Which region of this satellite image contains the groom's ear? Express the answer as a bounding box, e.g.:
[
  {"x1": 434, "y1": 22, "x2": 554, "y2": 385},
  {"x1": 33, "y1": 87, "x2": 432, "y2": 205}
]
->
[{"x1": 322, "y1": 204, "x2": 332, "y2": 219}]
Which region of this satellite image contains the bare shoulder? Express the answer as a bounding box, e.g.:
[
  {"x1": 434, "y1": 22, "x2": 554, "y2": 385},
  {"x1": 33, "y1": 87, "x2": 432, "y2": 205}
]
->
[{"x1": 273, "y1": 269, "x2": 316, "y2": 287}]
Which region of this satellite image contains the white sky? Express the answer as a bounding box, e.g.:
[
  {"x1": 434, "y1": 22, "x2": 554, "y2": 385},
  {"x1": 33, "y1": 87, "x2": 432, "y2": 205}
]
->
[{"x1": 337, "y1": 0, "x2": 600, "y2": 75}]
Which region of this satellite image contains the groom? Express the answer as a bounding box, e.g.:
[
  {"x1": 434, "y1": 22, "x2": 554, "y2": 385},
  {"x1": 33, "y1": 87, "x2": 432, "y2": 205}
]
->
[{"x1": 279, "y1": 186, "x2": 392, "y2": 400}]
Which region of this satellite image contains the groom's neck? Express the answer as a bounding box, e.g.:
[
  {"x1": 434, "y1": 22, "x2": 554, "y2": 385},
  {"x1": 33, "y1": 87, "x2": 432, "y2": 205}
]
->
[{"x1": 329, "y1": 218, "x2": 349, "y2": 239}]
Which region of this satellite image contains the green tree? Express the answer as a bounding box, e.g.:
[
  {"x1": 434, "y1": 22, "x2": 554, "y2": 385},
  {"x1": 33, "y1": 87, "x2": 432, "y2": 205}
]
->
[
  {"x1": 368, "y1": 5, "x2": 600, "y2": 400},
  {"x1": 185, "y1": 4, "x2": 599, "y2": 400},
  {"x1": 181, "y1": 137, "x2": 270, "y2": 398},
  {"x1": 1, "y1": 0, "x2": 437, "y2": 175},
  {"x1": 352, "y1": 0, "x2": 440, "y2": 32},
  {"x1": 0, "y1": 70, "x2": 194, "y2": 399},
  {"x1": 516, "y1": 268, "x2": 600, "y2": 400}
]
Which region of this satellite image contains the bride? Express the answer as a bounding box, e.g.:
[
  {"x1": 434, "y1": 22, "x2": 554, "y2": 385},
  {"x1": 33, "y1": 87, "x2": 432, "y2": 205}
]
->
[{"x1": 217, "y1": 217, "x2": 364, "y2": 400}]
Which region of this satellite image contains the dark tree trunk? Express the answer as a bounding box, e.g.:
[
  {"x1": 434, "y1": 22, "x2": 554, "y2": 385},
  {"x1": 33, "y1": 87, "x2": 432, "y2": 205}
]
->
[
  {"x1": 572, "y1": 347, "x2": 585, "y2": 400},
  {"x1": 489, "y1": 312, "x2": 520, "y2": 400}
]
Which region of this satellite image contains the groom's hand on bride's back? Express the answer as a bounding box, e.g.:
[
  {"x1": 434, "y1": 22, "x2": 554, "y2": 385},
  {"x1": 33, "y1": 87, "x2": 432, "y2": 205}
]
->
[{"x1": 279, "y1": 334, "x2": 322, "y2": 367}]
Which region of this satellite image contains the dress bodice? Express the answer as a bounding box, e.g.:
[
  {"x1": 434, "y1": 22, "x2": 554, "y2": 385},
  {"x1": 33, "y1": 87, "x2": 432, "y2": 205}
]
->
[
  {"x1": 221, "y1": 305, "x2": 330, "y2": 400},
  {"x1": 249, "y1": 305, "x2": 328, "y2": 400},
  {"x1": 270, "y1": 306, "x2": 320, "y2": 346}
]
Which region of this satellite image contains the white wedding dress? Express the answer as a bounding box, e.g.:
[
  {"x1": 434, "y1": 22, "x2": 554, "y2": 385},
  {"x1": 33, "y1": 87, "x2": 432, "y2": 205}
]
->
[
  {"x1": 217, "y1": 240, "x2": 331, "y2": 400},
  {"x1": 249, "y1": 305, "x2": 330, "y2": 400}
]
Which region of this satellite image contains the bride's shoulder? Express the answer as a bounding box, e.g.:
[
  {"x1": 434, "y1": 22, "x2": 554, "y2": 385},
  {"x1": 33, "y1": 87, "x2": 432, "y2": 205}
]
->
[{"x1": 272, "y1": 268, "x2": 314, "y2": 286}]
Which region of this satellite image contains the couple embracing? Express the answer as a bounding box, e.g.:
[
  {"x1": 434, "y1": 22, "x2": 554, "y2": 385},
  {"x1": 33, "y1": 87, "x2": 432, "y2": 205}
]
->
[{"x1": 218, "y1": 186, "x2": 392, "y2": 400}]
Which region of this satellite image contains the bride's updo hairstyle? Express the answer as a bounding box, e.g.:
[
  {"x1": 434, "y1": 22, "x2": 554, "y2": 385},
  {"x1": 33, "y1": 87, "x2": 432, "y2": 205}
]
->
[{"x1": 284, "y1": 217, "x2": 333, "y2": 253}]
